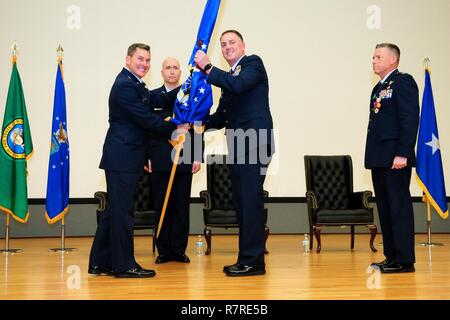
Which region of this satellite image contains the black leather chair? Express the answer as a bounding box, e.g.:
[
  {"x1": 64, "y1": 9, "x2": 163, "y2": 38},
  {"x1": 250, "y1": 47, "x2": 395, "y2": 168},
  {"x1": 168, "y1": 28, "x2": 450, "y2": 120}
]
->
[
  {"x1": 199, "y1": 154, "x2": 269, "y2": 255},
  {"x1": 304, "y1": 155, "x2": 377, "y2": 253},
  {"x1": 94, "y1": 172, "x2": 157, "y2": 252}
]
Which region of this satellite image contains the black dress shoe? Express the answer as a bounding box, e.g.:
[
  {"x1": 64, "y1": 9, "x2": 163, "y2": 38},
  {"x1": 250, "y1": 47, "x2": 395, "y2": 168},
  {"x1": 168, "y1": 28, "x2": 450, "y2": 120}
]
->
[
  {"x1": 370, "y1": 259, "x2": 391, "y2": 268},
  {"x1": 115, "y1": 267, "x2": 156, "y2": 278},
  {"x1": 380, "y1": 262, "x2": 415, "y2": 273},
  {"x1": 88, "y1": 265, "x2": 114, "y2": 275},
  {"x1": 223, "y1": 263, "x2": 240, "y2": 273},
  {"x1": 172, "y1": 254, "x2": 190, "y2": 263},
  {"x1": 225, "y1": 264, "x2": 266, "y2": 277},
  {"x1": 155, "y1": 255, "x2": 171, "y2": 264}
]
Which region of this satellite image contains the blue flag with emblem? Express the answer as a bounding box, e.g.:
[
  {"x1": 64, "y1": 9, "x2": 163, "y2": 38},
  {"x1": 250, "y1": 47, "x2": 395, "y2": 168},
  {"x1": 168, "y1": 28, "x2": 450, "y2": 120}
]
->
[
  {"x1": 171, "y1": 0, "x2": 221, "y2": 125},
  {"x1": 416, "y1": 68, "x2": 448, "y2": 219},
  {"x1": 45, "y1": 62, "x2": 70, "y2": 224}
]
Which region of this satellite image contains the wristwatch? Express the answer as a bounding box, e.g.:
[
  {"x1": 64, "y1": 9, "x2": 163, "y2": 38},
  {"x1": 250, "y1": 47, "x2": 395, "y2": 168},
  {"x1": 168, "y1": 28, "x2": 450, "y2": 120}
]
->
[{"x1": 203, "y1": 63, "x2": 213, "y2": 73}]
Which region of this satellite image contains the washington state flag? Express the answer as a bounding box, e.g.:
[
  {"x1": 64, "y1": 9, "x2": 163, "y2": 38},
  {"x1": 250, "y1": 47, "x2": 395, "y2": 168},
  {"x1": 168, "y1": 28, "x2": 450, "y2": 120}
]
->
[{"x1": 0, "y1": 62, "x2": 33, "y2": 223}]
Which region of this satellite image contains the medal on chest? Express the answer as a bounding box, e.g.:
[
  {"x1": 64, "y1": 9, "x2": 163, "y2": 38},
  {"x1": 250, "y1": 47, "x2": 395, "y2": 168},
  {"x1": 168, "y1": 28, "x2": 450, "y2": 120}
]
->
[{"x1": 373, "y1": 80, "x2": 394, "y2": 114}]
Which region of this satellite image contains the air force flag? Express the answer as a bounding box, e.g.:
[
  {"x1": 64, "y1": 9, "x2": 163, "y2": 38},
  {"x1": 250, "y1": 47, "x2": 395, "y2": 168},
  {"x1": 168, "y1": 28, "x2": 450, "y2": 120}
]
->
[
  {"x1": 171, "y1": 0, "x2": 221, "y2": 125},
  {"x1": 45, "y1": 62, "x2": 70, "y2": 224}
]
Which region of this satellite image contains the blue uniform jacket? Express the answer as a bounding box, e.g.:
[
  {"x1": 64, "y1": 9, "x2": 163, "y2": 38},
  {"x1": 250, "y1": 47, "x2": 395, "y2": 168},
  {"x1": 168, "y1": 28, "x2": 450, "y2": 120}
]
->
[
  {"x1": 206, "y1": 54, "x2": 275, "y2": 159},
  {"x1": 99, "y1": 68, "x2": 176, "y2": 173},
  {"x1": 364, "y1": 69, "x2": 420, "y2": 168}
]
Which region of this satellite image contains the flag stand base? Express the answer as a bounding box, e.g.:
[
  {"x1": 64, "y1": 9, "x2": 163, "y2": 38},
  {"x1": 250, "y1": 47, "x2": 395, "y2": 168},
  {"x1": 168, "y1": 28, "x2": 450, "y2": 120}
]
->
[
  {"x1": 416, "y1": 242, "x2": 444, "y2": 247},
  {"x1": 1, "y1": 214, "x2": 23, "y2": 254},
  {"x1": 416, "y1": 202, "x2": 445, "y2": 247},
  {"x1": 48, "y1": 218, "x2": 78, "y2": 253},
  {"x1": 0, "y1": 249, "x2": 23, "y2": 254},
  {"x1": 48, "y1": 247, "x2": 78, "y2": 252}
]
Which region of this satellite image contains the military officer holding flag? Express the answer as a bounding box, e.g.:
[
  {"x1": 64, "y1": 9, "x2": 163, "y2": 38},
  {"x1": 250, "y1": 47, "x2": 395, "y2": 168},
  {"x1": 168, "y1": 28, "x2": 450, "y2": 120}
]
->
[
  {"x1": 195, "y1": 30, "x2": 274, "y2": 277},
  {"x1": 89, "y1": 44, "x2": 188, "y2": 278}
]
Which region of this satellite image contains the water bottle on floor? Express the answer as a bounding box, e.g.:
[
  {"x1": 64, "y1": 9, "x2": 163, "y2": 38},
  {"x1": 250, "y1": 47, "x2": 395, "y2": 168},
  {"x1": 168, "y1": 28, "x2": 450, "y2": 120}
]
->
[
  {"x1": 196, "y1": 235, "x2": 204, "y2": 255},
  {"x1": 303, "y1": 234, "x2": 310, "y2": 254}
]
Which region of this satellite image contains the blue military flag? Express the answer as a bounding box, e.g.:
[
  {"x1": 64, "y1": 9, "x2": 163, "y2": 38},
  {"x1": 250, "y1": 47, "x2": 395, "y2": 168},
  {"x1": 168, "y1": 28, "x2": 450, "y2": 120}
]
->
[
  {"x1": 416, "y1": 68, "x2": 448, "y2": 219},
  {"x1": 171, "y1": 0, "x2": 221, "y2": 125},
  {"x1": 156, "y1": 0, "x2": 220, "y2": 239},
  {"x1": 45, "y1": 61, "x2": 70, "y2": 224}
]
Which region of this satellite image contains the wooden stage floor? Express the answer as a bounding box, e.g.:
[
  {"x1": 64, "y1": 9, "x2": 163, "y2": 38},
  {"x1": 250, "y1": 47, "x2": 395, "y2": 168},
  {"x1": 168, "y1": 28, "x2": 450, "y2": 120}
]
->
[{"x1": 1, "y1": 234, "x2": 449, "y2": 300}]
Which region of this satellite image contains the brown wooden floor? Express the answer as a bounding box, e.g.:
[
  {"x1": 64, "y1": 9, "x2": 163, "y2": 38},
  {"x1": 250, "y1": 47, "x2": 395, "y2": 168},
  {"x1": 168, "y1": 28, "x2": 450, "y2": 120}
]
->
[{"x1": 0, "y1": 234, "x2": 449, "y2": 300}]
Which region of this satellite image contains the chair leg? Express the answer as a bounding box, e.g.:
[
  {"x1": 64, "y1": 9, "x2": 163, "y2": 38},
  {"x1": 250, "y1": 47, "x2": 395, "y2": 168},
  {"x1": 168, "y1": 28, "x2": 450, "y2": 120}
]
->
[
  {"x1": 367, "y1": 224, "x2": 378, "y2": 252},
  {"x1": 351, "y1": 225, "x2": 355, "y2": 250},
  {"x1": 204, "y1": 228, "x2": 212, "y2": 255},
  {"x1": 309, "y1": 226, "x2": 314, "y2": 250},
  {"x1": 314, "y1": 225, "x2": 322, "y2": 253},
  {"x1": 264, "y1": 224, "x2": 269, "y2": 254}
]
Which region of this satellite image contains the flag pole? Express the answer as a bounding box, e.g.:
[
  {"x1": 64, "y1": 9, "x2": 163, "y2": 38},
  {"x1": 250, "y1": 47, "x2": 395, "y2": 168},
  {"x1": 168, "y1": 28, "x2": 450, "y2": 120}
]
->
[
  {"x1": 416, "y1": 57, "x2": 444, "y2": 247},
  {"x1": 1, "y1": 43, "x2": 23, "y2": 255},
  {"x1": 156, "y1": 134, "x2": 185, "y2": 239},
  {"x1": 48, "y1": 216, "x2": 77, "y2": 252},
  {"x1": 0, "y1": 213, "x2": 23, "y2": 254},
  {"x1": 417, "y1": 195, "x2": 443, "y2": 247},
  {"x1": 427, "y1": 197, "x2": 432, "y2": 244},
  {"x1": 48, "y1": 45, "x2": 77, "y2": 253}
]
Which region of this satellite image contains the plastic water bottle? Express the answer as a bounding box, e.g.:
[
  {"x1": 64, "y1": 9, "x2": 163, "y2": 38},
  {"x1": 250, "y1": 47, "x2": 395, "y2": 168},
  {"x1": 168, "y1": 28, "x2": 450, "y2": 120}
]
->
[
  {"x1": 303, "y1": 234, "x2": 310, "y2": 254},
  {"x1": 196, "y1": 235, "x2": 204, "y2": 255}
]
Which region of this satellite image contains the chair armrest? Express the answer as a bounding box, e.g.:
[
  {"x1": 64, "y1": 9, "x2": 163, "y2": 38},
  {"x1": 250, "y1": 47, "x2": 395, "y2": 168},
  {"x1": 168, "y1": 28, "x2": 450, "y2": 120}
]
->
[
  {"x1": 350, "y1": 191, "x2": 372, "y2": 209},
  {"x1": 199, "y1": 190, "x2": 212, "y2": 210},
  {"x1": 305, "y1": 190, "x2": 318, "y2": 227},
  {"x1": 305, "y1": 191, "x2": 318, "y2": 209},
  {"x1": 94, "y1": 191, "x2": 107, "y2": 212}
]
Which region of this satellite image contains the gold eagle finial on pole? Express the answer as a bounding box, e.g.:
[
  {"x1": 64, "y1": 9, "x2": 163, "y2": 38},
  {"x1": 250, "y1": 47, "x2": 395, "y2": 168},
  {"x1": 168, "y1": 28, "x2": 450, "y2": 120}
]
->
[
  {"x1": 57, "y1": 44, "x2": 64, "y2": 62},
  {"x1": 424, "y1": 57, "x2": 431, "y2": 71},
  {"x1": 11, "y1": 41, "x2": 18, "y2": 64}
]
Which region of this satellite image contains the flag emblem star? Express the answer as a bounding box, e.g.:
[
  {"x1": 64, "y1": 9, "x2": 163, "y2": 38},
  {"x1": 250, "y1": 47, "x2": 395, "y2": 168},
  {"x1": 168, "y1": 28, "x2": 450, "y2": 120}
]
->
[
  {"x1": 425, "y1": 133, "x2": 440, "y2": 155},
  {"x1": 201, "y1": 43, "x2": 208, "y2": 50},
  {"x1": 199, "y1": 88, "x2": 205, "y2": 94},
  {"x1": 194, "y1": 97, "x2": 199, "y2": 103}
]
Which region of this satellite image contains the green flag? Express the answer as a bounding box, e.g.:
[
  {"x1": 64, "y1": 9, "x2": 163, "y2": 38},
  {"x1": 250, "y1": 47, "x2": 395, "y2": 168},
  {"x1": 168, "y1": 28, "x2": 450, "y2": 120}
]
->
[{"x1": 0, "y1": 62, "x2": 33, "y2": 223}]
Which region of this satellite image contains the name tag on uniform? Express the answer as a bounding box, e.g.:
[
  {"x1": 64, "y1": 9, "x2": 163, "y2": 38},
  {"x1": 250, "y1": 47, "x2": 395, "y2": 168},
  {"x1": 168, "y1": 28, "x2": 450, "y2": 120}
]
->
[{"x1": 154, "y1": 107, "x2": 163, "y2": 111}]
